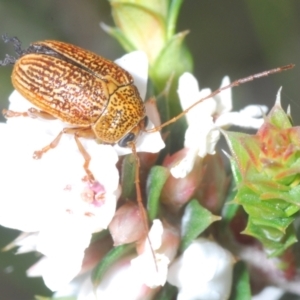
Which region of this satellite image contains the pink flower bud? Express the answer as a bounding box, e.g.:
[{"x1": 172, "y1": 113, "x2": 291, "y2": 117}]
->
[
  {"x1": 161, "y1": 148, "x2": 203, "y2": 212},
  {"x1": 109, "y1": 202, "x2": 145, "y2": 246}
]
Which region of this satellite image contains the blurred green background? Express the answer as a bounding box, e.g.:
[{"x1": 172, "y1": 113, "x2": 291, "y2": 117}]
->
[{"x1": 0, "y1": 0, "x2": 299, "y2": 299}]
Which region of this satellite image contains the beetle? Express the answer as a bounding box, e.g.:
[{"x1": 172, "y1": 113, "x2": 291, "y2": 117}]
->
[{"x1": 0, "y1": 35, "x2": 149, "y2": 180}]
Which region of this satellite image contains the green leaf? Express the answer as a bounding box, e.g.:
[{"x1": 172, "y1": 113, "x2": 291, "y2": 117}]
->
[
  {"x1": 110, "y1": 2, "x2": 166, "y2": 63},
  {"x1": 229, "y1": 261, "x2": 251, "y2": 300},
  {"x1": 166, "y1": 0, "x2": 184, "y2": 38},
  {"x1": 151, "y1": 30, "x2": 193, "y2": 95},
  {"x1": 155, "y1": 282, "x2": 178, "y2": 300},
  {"x1": 228, "y1": 154, "x2": 243, "y2": 185},
  {"x1": 121, "y1": 154, "x2": 136, "y2": 199},
  {"x1": 223, "y1": 131, "x2": 261, "y2": 174},
  {"x1": 110, "y1": 0, "x2": 169, "y2": 19},
  {"x1": 147, "y1": 166, "x2": 169, "y2": 221},
  {"x1": 244, "y1": 219, "x2": 297, "y2": 257},
  {"x1": 267, "y1": 102, "x2": 292, "y2": 129},
  {"x1": 101, "y1": 23, "x2": 136, "y2": 53},
  {"x1": 222, "y1": 179, "x2": 239, "y2": 223},
  {"x1": 180, "y1": 199, "x2": 221, "y2": 252},
  {"x1": 92, "y1": 244, "x2": 134, "y2": 287}
]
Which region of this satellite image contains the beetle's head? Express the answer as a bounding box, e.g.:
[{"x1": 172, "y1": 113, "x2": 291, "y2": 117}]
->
[{"x1": 118, "y1": 116, "x2": 148, "y2": 147}]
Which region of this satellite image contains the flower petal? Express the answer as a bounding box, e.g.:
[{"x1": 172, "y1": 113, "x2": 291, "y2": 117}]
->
[
  {"x1": 115, "y1": 51, "x2": 148, "y2": 101},
  {"x1": 131, "y1": 220, "x2": 170, "y2": 288},
  {"x1": 78, "y1": 257, "x2": 157, "y2": 300},
  {"x1": 214, "y1": 76, "x2": 232, "y2": 114},
  {"x1": 168, "y1": 238, "x2": 233, "y2": 300},
  {"x1": 44, "y1": 255, "x2": 84, "y2": 291},
  {"x1": 215, "y1": 111, "x2": 265, "y2": 129}
]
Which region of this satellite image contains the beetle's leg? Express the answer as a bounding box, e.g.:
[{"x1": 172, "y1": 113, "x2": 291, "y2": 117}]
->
[
  {"x1": 63, "y1": 127, "x2": 96, "y2": 182},
  {"x1": 3, "y1": 109, "x2": 30, "y2": 118},
  {"x1": 33, "y1": 126, "x2": 96, "y2": 181},
  {"x1": 128, "y1": 141, "x2": 158, "y2": 272},
  {"x1": 33, "y1": 131, "x2": 64, "y2": 159},
  {"x1": 74, "y1": 134, "x2": 94, "y2": 182},
  {"x1": 3, "y1": 108, "x2": 56, "y2": 120}
]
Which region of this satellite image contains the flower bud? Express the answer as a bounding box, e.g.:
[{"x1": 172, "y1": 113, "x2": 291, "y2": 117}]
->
[
  {"x1": 161, "y1": 148, "x2": 203, "y2": 212},
  {"x1": 109, "y1": 202, "x2": 145, "y2": 246}
]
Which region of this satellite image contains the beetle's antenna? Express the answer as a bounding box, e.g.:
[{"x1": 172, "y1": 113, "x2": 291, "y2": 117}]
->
[
  {"x1": 146, "y1": 64, "x2": 295, "y2": 133},
  {"x1": 0, "y1": 34, "x2": 24, "y2": 66},
  {"x1": 2, "y1": 34, "x2": 23, "y2": 55},
  {"x1": 129, "y1": 142, "x2": 158, "y2": 272},
  {"x1": 0, "y1": 53, "x2": 17, "y2": 66}
]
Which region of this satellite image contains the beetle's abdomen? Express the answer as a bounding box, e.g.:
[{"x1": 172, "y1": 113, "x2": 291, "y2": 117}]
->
[
  {"x1": 93, "y1": 85, "x2": 145, "y2": 143},
  {"x1": 12, "y1": 53, "x2": 110, "y2": 125}
]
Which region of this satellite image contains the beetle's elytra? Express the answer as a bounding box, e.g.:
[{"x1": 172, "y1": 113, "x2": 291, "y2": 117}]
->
[{"x1": 1, "y1": 35, "x2": 147, "y2": 147}]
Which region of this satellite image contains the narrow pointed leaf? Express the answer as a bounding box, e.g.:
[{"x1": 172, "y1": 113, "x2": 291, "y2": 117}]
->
[
  {"x1": 151, "y1": 31, "x2": 193, "y2": 93},
  {"x1": 229, "y1": 261, "x2": 251, "y2": 300},
  {"x1": 101, "y1": 23, "x2": 136, "y2": 53},
  {"x1": 121, "y1": 154, "x2": 136, "y2": 199},
  {"x1": 147, "y1": 165, "x2": 169, "y2": 221},
  {"x1": 180, "y1": 199, "x2": 221, "y2": 252},
  {"x1": 92, "y1": 244, "x2": 134, "y2": 287}
]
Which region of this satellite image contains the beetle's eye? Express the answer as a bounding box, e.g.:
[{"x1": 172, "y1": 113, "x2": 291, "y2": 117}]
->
[{"x1": 118, "y1": 132, "x2": 136, "y2": 147}]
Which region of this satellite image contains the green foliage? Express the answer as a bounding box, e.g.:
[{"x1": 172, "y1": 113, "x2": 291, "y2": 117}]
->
[
  {"x1": 91, "y1": 244, "x2": 134, "y2": 287},
  {"x1": 147, "y1": 166, "x2": 170, "y2": 221},
  {"x1": 155, "y1": 282, "x2": 178, "y2": 300},
  {"x1": 121, "y1": 154, "x2": 136, "y2": 199},
  {"x1": 180, "y1": 199, "x2": 221, "y2": 252},
  {"x1": 229, "y1": 262, "x2": 251, "y2": 300},
  {"x1": 224, "y1": 101, "x2": 300, "y2": 256}
]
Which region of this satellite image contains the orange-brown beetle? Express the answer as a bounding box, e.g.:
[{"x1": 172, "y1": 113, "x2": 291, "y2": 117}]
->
[{"x1": 1, "y1": 35, "x2": 150, "y2": 180}]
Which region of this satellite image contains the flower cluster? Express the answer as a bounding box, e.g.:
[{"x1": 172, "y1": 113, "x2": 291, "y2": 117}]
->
[
  {"x1": 0, "y1": 51, "x2": 165, "y2": 291},
  {"x1": 171, "y1": 73, "x2": 267, "y2": 179},
  {"x1": 0, "y1": 48, "x2": 272, "y2": 299},
  {"x1": 0, "y1": 1, "x2": 297, "y2": 300}
]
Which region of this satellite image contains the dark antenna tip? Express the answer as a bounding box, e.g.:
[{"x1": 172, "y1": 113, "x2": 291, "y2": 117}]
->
[{"x1": 0, "y1": 34, "x2": 24, "y2": 66}]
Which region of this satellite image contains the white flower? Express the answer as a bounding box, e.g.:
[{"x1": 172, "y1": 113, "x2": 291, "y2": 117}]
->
[
  {"x1": 75, "y1": 258, "x2": 157, "y2": 300},
  {"x1": 0, "y1": 116, "x2": 120, "y2": 290},
  {"x1": 252, "y1": 287, "x2": 284, "y2": 300},
  {"x1": 171, "y1": 73, "x2": 267, "y2": 178},
  {"x1": 167, "y1": 238, "x2": 234, "y2": 300},
  {"x1": 131, "y1": 219, "x2": 170, "y2": 288}
]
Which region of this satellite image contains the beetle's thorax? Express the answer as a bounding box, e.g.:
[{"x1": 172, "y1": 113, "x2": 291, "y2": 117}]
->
[{"x1": 92, "y1": 84, "x2": 146, "y2": 144}]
